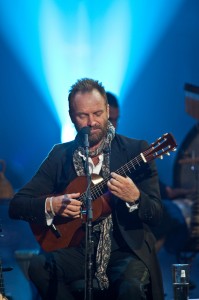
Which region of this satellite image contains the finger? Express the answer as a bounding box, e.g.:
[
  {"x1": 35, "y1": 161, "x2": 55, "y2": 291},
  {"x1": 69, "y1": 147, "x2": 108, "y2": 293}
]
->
[
  {"x1": 62, "y1": 194, "x2": 70, "y2": 202},
  {"x1": 65, "y1": 192, "x2": 80, "y2": 198},
  {"x1": 63, "y1": 192, "x2": 80, "y2": 199},
  {"x1": 62, "y1": 208, "x2": 81, "y2": 218},
  {"x1": 112, "y1": 174, "x2": 134, "y2": 189},
  {"x1": 62, "y1": 195, "x2": 71, "y2": 207},
  {"x1": 63, "y1": 199, "x2": 82, "y2": 208},
  {"x1": 108, "y1": 177, "x2": 123, "y2": 190},
  {"x1": 62, "y1": 193, "x2": 81, "y2": 204},
  {"x1": 62, "y1": 212, "x2": 80, "y2": 218},
  {"x1": 110, "y1": 172, "x2": 120, "y2": 180},
  {"x1": 107, "y1": 180, "x2": 120, "y2": 193},
  {"x1": 111, "y1": 172, "x2": 126, "y2": 182},
  {"x1": 68, "y1": 192, "x2": 81, "y2": 199},
  {"x1": 65, "y1": 204, "x2": 81, "y2": 213}
]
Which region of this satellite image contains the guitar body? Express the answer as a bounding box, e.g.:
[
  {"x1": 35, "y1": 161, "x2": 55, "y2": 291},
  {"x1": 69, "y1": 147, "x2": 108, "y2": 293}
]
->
[{"x1": 30, "y1": 175, "x2": 112, "y2": 252}]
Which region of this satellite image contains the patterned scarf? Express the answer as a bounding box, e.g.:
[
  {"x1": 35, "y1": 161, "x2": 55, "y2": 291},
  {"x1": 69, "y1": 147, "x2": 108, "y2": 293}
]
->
[{"x1": 73, "y1": 121, "x2": 115, "y2": 290}]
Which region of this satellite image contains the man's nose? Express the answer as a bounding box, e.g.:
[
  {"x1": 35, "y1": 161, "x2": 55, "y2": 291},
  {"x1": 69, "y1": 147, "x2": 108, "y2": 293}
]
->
[{"x1": 87, "y1": 115, "x2": 96, "y2": 126}]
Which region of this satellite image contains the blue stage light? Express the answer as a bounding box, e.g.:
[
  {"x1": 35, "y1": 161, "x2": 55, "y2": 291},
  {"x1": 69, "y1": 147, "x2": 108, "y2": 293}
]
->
[{"x1": 0, "y1": 0, "x2": 184, "y2": 142}]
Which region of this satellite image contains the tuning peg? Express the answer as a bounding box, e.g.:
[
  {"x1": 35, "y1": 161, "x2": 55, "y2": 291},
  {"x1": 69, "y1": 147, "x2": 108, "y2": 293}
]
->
[
  {"x1": 166, "y1": 152, "x2": 170, "y2": 156},
  {"x1": 159, "y1": 155, "x2": 163, "y2": 159}
]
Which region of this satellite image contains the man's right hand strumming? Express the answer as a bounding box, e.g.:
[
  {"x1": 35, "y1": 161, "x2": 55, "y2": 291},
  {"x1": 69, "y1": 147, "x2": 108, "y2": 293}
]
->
[{"x1": 46, "y1": 193, "x2": 81, "y2": 218}]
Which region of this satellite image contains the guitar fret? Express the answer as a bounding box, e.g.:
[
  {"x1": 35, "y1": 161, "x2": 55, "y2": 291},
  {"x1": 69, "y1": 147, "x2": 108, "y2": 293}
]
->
[
  {"x1": 91, "y1": 192, "x2": 97, "y2": 199},
  {"x1": 120, "y1": 166, "x2": 126, "y2": 176},
  {"x1": 94, "y1": 187, "x2": 104, "y2": 198},
  {"x1": 126, "y1": 163, "x2": 131, "y2": 173},
  {"x1": 93, "y1": 183, "x2": 108, "y2": 200},
  {"x1": 79, "y1": 194, "x2": 85, "y2": 203},
  {"x1": 94, "y1": 180, "x2": 108, "y2": 196},
  {"x1": 135, "y1": 156, "x2": 141, "y2": 166},
  {"x1": 129, "y1": 161, "x2": 136, "y2": 170}
]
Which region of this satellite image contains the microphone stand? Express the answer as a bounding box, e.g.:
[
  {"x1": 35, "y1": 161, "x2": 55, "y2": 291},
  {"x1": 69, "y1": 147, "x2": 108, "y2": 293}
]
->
[{"x1": 83, "y1": 129, "x2": 94, "y2": 300}]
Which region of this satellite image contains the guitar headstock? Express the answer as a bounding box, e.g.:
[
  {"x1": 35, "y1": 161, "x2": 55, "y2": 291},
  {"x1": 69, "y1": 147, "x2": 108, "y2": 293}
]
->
[{"x1": 143, "y1": 133, "x2": 177, "y2": 162}]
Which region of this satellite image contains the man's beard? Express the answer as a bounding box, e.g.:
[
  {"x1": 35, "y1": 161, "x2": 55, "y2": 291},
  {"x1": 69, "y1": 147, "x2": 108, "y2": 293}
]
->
[
  {"x1": 88, "y1": 126, "x2": 106, "y2": 147},
  {"x1": 76, "y1": 121, "x2": 108, "y2": 147}
]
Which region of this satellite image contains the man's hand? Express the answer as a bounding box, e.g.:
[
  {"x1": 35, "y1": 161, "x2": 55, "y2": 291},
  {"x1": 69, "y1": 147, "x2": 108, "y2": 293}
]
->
[
  {"x1": 46, "y1": 193, "x2": 82, "y2": 218},
  {"x1": 107, "y1": 172, "x2": 140, "y2": 203}
]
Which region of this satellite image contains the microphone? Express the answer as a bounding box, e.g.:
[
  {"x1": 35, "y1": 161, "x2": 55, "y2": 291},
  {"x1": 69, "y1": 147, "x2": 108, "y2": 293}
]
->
[
  {"x1": 79, "y1": 127, "x2": 91, "y2": 176},
  {"x1": 79, "y1": 126, "x2": 91, "y2": 148}
]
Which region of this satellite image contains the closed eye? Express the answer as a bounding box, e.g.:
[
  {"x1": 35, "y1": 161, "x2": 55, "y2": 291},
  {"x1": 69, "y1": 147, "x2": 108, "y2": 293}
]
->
[{"x1": 94, "y1": 111, "x2": 103, "y2": 117}]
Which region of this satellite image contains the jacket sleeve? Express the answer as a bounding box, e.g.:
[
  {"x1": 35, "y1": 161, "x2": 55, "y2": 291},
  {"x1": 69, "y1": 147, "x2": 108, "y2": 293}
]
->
[
  {"x1": 113, "y1": 136, "x2": 163, "y2": 227},
  {"x1": 131, "y1": 139, "x2": 163, "y2": 226},
  {"x1": 8, "y1": 144, "x2": 62, "y2": 224}
]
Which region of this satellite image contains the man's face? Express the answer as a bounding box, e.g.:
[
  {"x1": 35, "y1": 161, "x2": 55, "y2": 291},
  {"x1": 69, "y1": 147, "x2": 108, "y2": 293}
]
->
[{"x1": 70, "y1": 89, "x2": 109, "y2": 147}]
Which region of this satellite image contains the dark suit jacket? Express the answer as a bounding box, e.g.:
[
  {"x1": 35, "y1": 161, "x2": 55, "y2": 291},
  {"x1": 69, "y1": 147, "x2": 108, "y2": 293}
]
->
[{"x1": 9, "y1": 133, "x2": 164, "y2": 299}]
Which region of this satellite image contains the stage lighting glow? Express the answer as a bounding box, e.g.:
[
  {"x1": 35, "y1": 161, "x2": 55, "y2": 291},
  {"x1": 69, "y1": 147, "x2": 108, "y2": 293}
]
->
[
  {"x1": 0, "y1": 0, "x2": 184, "y2": 142},
  {"x1": 39, "y1": 0, "x2": 132, "y2": 142}
]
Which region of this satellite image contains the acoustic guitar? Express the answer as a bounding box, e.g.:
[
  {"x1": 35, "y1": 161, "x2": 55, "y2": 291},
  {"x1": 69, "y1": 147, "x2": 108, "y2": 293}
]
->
[{"x1": 30, "y1": 133, "x2": 177, "y2": 252}]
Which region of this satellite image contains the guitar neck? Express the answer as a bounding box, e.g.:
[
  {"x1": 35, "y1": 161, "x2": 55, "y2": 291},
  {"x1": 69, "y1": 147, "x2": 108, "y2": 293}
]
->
[{"x1": 78, "y1": 132, "x2": 177, "y2": 204}]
